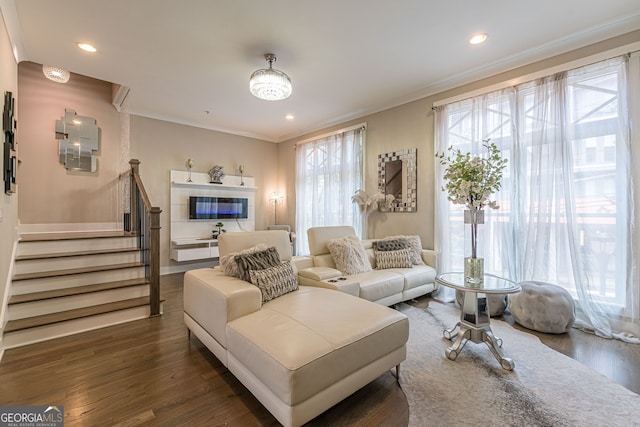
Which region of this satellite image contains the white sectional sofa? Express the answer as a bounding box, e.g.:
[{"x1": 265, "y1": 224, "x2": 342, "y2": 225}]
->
[
  {"x1": 294, "y1": 226, "x2": 438, "y2": 306},
  {"x1": 183, "y1": 230, "x2": 409, "y2": 427}
]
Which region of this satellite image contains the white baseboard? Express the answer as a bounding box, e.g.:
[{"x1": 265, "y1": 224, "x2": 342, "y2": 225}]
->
[{"x1": 18, "y1": 222, "x2": 121, "y2": 234}]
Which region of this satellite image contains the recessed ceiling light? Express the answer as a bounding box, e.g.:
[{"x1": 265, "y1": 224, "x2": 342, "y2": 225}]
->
[
  {"x1": 77, "y1": 42, "x2": 97, "y2": 53},
  {"x1": 285, "y1": 114, "x2": 294, "y2": 120},
  {"x1": 469, "y1": 33, "x2": 488, "y2": 45}
]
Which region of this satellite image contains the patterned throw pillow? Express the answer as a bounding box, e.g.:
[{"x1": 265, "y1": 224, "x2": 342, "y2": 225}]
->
[
  {"x1": 326, "y1": 235, "x2": 372, "y2": 275},
  {"x1": 219, "y1": 243, "x2": 270, "y2": 278},
  {"x1": 381, "y1": 235, "x2": 425, "y2": 265},
  {"x1": 373, "y1": 238, "x2": 409, "y2": 252},
  {"x1": 375, "y1": 249, "x2": 413, "y2": 269},
  {"x1": 235, "y1": 246, "x2": 281, "y2": 282},
  {"x1": 404, "y1": 235, "x2": 425, "y2": 265},
  {"x1": 249, "y1": 261, "x2": 299, "y2": 303}
]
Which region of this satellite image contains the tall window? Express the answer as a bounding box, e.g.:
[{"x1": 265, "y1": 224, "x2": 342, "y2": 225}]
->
[
  {"x1": 295, "y1": 125, "x2": 365, "y2": 255},
  {"x1": 435, "y1": 56, "x2": 638, "y2": 341}
]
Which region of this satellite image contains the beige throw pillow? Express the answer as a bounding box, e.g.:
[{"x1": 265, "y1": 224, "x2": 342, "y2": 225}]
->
[{"x1": 326, "y1": 235, "x2": 372, "y2": 275}]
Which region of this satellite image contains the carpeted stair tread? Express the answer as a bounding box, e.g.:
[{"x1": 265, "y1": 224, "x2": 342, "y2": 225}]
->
[
  {"x1": 8, "y1": 278, "x2": 150, "y2": 305},
  {"x1": 12, "y1": 262, "x2": 145, "y2": 281},
  {"x1": 15, "y1": 247, "x2": 140, "y2": 261},
  {"x1": 4, "y1": 297, "x2": 152, "y2": 333}
]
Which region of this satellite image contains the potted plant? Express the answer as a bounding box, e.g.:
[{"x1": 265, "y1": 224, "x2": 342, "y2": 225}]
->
[
  {"x1": 436, "y1": 139, "x2": 507, "y2": 283},
  {"x1": 212, "y1": 222, "x2": 226, "y2": 239}
]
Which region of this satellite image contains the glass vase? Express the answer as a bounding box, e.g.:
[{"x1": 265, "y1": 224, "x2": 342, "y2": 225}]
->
[
  {"x1": 464, "y1": 209, "x2": 485, "y2": 285},
  {"x1": 464, "y1": 256, "x2": 484, "y2": 286}
]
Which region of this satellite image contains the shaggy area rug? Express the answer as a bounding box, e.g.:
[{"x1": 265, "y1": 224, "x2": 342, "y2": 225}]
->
[{"x1": 397, "y1": 303, "x2": 640, "y2": 427}]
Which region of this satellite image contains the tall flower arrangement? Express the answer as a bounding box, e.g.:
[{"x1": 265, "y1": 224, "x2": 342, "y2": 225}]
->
[{"x1": 436, "y1": 140, "x2": 507, "y2": 259}]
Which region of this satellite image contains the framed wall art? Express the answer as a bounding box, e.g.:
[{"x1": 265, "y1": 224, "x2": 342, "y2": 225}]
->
[{"x1": 3, "y1": 91, "x2": 16, "y2": 194}]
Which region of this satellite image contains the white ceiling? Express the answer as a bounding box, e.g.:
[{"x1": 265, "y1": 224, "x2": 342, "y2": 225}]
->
[{"x1": 4, "y1": 0, "x2": 640, "y2": 142}]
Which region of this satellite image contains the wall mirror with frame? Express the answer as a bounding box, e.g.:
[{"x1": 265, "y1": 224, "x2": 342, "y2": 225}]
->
[
  {"x1": 377, "y1": 148, "x2": 417, "y2": 212},
  {"x1": 55, "y1": 109, "x2": 100, "y2": 172}
]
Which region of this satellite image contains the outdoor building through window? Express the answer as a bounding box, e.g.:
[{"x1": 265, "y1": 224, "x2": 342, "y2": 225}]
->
[{"x1": 294, "y1": 125, "x2": 365, "y2": 255}]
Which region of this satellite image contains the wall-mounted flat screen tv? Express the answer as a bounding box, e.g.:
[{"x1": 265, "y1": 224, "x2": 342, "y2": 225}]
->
[{"x1": 189, "y1": 196, "x2": 248, "y2": 219}]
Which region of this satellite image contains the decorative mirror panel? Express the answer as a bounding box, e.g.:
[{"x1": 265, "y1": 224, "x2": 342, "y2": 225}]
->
[
  {"x1": 378, "y1": 148, "x2": 417, "y2": 212},
  {"x1": 55, "y1": 109, "x2": 99, "y2": 172}
]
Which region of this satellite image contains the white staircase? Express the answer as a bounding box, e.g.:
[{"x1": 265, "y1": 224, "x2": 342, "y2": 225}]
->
[{"x1": 3, "y1": 231, "x2": 161, "y2": 349}]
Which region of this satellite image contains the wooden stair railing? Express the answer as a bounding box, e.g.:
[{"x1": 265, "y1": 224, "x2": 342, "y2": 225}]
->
[{"x1": 127, "y1": 159, "x2": 162, "y2": 316}]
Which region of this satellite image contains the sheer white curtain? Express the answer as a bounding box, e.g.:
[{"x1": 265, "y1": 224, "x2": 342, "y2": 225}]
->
[
  {"x1": 295, "y1": 126, "x2": 364, "y2": 256},
  {"x1": 516, "y1": 58, "x2": 637, "y2": 340},
  {"x1": 434, "y1": 89, "x2": 516, "y2": 301},
  {"x1": 435, "y1": 56, "x2": 639, "y2": 341}
]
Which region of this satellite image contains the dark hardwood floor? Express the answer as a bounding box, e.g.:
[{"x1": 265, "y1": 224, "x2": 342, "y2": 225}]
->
[
  {"x1": 0, "y1": 273, "x2": 407, "y2": 426},
  {"x1": 1, "y1": 273, "x2": 638, "y2": 426}
]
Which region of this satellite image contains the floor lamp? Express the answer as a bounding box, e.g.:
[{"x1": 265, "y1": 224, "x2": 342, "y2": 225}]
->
[{"x1": 270, "y1": 192, "x2": 284, "y2": 225}]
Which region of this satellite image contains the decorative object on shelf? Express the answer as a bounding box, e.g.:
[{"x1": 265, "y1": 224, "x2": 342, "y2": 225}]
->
[
  {"x1": 42, "y1": 64, "x2": 70, "y2": 83},
  {"x1": 208, "y1": 164, "x2": 225, "y2": 184},
  {"x1": 213, "y1": 222, "x2": 226, "y2": 239},
  {"x1": 3, "y1": 91, "x2": 16, "y2": 194},
  {"x1": 378, "y1": 148, "x2": 417, "y2": 212},
  {"x1": 238, "y1": 164, "x2": 245, "y2": 186},
  {"x1": 249, "y1": 53, "x2": 292, "y2": 101},
  {"x1": 351, "y1": 189, "x2": 394, "y2": 239},
  {"x1": 186, "y1": 158, "x2": 194, "y2": 182},
  {"x1": 269, "y1": 192, "x2": 284, "y2": 224},
  {"x1": 436, "y1": 140, "x2": 507, "y2": 285}
]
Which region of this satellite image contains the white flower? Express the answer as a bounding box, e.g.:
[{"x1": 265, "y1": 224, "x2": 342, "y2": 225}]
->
[{"x1": 435, "y1": 140, "x2": 507, "y2": 212}]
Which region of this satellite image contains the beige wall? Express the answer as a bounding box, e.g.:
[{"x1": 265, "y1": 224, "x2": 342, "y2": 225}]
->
[
  {"x1": 17, "y1": 61, "x2": 122, "y2": 226},
  {"x1": 8, "y1": 27, "x2": 640, "y2": 275},
  {"x1": 13, "y1": 62, "x2": 278, "y2": 273},
  {"x1": 129, "y1": 116, "x2": 278, "y2": 271},
  {"x1": 0, "y1": 9, "x2": 19, "y2": 352},
  {"x1": 278, "y1": 99, "x2": 435, "y2": 247},
  {"x1": 279, "y1": 30, "x2": 640, "y2": 251}
]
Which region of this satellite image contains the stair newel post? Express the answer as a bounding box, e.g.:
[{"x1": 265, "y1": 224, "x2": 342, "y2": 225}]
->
[
  {"x1": 129, "y1": 159, "x2": 141, "y2": 236},
  {"x1": 149, "y1": 207, "x2": 161, "y2": 316}
]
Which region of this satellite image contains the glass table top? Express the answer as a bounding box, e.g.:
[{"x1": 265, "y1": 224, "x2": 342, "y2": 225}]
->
[{"x1": 436, "y1": 272, "x2": 520, "y2": 294}]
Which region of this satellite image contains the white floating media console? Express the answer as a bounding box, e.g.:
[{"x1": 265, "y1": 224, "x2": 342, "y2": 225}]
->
[{"x1": 170, "y1": 170, "x2": 256, "y2": 262}]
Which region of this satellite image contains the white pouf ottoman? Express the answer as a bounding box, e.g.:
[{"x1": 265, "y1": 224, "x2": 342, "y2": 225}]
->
[{"x1": 508, "y1": 281, "x2": 575, "y2": 334}]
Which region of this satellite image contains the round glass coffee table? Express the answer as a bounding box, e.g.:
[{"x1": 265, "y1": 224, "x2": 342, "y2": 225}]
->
[{"x1": 436, "y1": 272, "x2": 521, "y2": 370}]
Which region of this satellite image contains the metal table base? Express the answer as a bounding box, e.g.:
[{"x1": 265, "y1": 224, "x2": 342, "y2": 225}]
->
[{"x1": 442, "y1": 291, "x2": 515, "y2": 370}]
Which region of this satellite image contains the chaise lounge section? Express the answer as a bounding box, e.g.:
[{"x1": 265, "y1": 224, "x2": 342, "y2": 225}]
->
[{"x1": 183, "y1": 230, "x2": 409, "y2": 427}]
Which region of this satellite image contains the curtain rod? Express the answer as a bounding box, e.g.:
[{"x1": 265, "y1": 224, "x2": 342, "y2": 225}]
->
[
  {"x1": 295, "y1": 122, "x2": 367, "y2": 147},
  {"x1": 432, "y1": 42, "x2": 640, "y2": 109}
]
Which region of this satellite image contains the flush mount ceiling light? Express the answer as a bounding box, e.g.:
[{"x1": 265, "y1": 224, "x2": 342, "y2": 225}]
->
[
  {"x1": 249, "y1": 53, "x2": 292, "y2": 101},
  {"x1": 42, "y1": 65, "x2": 70, "y2": 83},
  {"x1": 77, "y1": 42, "x2": 97, "y2": 53},
  {"x1": 469, "y1": 33, "x2": 488, "y2": 45}
]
